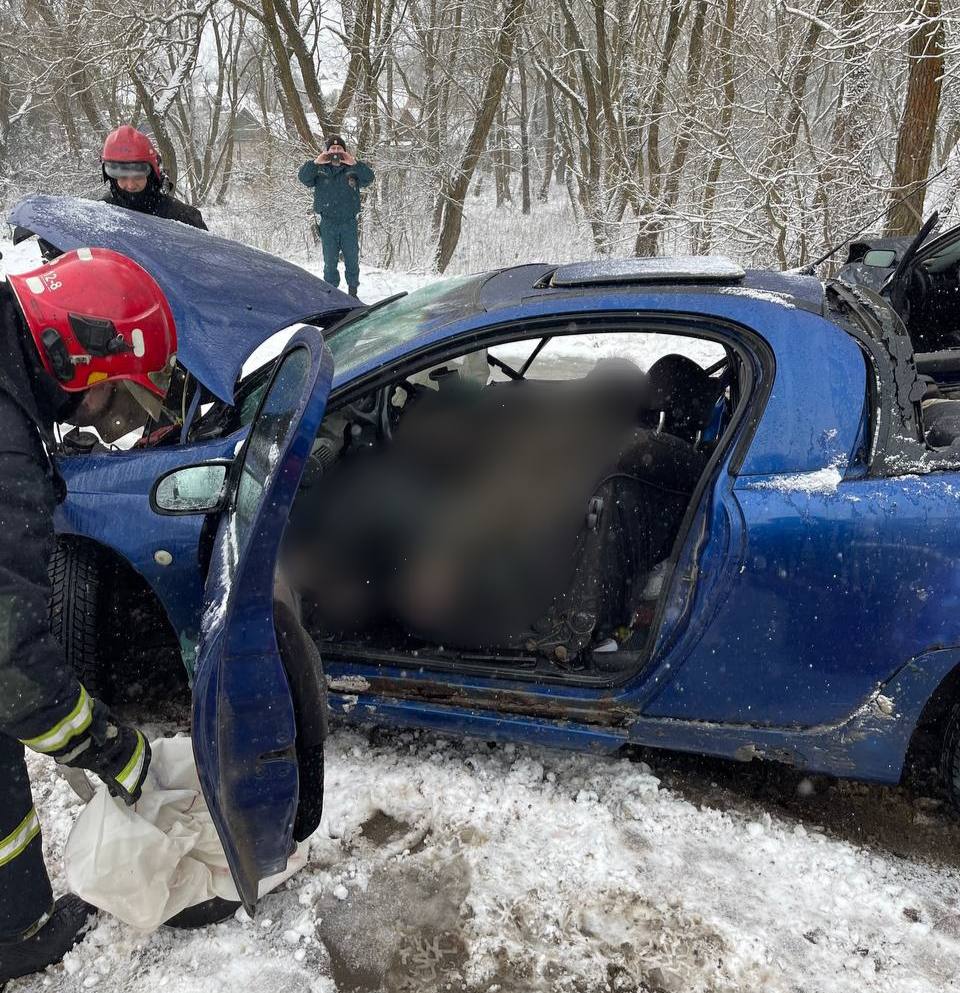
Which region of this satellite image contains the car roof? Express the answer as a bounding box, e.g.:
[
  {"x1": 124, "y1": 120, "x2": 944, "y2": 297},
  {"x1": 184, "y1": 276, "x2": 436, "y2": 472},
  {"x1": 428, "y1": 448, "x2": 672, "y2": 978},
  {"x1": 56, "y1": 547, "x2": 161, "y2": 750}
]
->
[{"x1": 476, "y1": 261, "x2": 825, "y2": 317}]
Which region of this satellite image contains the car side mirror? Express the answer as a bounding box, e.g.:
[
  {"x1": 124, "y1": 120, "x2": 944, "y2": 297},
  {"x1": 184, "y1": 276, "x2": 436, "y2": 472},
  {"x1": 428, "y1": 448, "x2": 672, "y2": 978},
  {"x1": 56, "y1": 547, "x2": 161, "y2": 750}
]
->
[
  {"x1": 862, "y1": 249, "x2": 897, "y2": 268},
  {"x1": 152, "y1": 462, "x2": 230, "y2": 515}
]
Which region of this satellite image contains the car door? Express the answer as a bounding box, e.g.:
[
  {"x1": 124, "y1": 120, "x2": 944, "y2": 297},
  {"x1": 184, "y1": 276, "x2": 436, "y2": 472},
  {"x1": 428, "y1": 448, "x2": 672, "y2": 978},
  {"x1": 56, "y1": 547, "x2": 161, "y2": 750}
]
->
[
  {"x1": 882, "y1": 218, "x2": 960, "y2": 353},
  {"x1": 191, "y1": 325, "x2": 334, "y2": 915}
]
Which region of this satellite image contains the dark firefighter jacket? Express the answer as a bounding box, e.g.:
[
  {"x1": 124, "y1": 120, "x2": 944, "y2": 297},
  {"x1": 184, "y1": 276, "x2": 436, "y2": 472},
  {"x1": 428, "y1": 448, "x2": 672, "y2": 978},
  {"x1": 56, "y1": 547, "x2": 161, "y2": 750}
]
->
[
  {"x1": 298, "y1": 160, "x2": 375, "y2": 223},
  {"x1": 101, "y1": 183, "x2": 207, "y2": 230},
  {"x1": 0, "y1": 283, "x2": 91, "y2": 750}
]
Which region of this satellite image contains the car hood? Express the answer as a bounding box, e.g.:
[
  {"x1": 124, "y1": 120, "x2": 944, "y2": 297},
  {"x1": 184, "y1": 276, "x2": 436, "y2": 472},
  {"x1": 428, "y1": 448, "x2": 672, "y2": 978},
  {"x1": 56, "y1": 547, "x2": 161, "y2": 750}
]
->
[{"x1": 7, "y1": 195, "x2": 356, "y2": 402}]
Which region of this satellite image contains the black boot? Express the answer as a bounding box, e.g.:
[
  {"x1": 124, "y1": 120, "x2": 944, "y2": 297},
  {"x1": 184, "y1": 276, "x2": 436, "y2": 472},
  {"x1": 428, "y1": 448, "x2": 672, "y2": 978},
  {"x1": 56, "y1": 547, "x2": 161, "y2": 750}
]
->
[
  {"x1": 348, "y1": 283, "x2": 359, "y2": 298},
  {"x1": 0, "y1": 895, "x2": 95, "y2": 983}
]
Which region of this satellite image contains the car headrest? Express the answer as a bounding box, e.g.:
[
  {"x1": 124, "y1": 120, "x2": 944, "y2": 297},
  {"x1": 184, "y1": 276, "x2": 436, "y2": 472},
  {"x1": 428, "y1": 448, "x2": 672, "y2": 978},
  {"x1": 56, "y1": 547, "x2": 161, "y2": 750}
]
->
[
  {"x1": 647, "y1": 354, "x2": 710, "y2": 404},
  {"x1": 647, "y1": 354, "x2": 720, "y2": 441}
]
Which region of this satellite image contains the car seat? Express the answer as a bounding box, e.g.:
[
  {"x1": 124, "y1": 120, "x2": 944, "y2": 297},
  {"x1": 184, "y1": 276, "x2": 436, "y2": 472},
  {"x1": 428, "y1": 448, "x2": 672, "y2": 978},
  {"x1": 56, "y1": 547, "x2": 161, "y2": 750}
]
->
[
  {"x1": 647, "y1": 354, "x2": 723, "y2": 445},
  {"x1": 922, "y1": 397, "x2": 960, "y2": 448},
  {"x1": 515, "y1": 426, "x2": 708, "y2": 663}
]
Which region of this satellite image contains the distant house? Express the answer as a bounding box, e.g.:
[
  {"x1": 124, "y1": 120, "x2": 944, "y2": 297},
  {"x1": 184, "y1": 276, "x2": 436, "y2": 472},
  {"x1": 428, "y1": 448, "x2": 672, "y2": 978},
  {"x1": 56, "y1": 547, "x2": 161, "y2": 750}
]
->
[{"x1": 233, "y1": 107, "x2": 268, "y2": 162}]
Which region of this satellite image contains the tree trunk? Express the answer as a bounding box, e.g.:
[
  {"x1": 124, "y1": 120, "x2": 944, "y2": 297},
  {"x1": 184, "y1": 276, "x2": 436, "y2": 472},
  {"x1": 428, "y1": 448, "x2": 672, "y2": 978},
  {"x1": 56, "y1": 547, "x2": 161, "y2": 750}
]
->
[
  {"x1": 435, "y1": 0, "x2": 526, "y2": 272},
  {"x1": 634, "y1": 0, "x2": 684, "y2": 256},
  {"x1": 537, "y1": 66, "x2": 556, "y2": 202},
  {"x1": 518, "y1": 54, "x2": 531, "y2": 215},
  {"x1": 663, "y1": 0, "x2": 708, "y2": 213},
  {"x1": 129, "y1": 69, "x2": 180, "y2": 186},
  {"x1": 273, "y1": 0, "x2": 332, "y2": 135},
  {"x1": 694, "y1": 0, "x2": 736, "y2": 254},
  {"x1": 261, "y1": 0, "x2": 315, "y2": 145},
  {"x1": 331, "y1": 0, "x2": 374, "y2": 131},
  {"x1": 495, "y1": 105, "x2": 510, "y2": 206},
  {"x1": 885, "y1": 0, "x2": 944, "y2": 236}
]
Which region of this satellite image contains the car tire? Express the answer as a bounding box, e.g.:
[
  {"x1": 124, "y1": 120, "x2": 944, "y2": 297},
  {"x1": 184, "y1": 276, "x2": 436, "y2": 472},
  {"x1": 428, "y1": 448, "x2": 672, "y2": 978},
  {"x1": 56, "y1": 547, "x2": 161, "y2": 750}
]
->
[
  {"x1": 48, "y1": 539, "x2": 115, "y2": 704},
  {"x1": 940, "y1": 702, "x2": 960, "y2": 813}
]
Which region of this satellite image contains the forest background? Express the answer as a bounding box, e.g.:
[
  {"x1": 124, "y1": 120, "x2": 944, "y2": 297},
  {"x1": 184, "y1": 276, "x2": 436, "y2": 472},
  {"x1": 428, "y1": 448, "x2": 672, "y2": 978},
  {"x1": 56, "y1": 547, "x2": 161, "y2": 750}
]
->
[{"x1": 0, "y1": 0, "x2": 954, "y2": 276}]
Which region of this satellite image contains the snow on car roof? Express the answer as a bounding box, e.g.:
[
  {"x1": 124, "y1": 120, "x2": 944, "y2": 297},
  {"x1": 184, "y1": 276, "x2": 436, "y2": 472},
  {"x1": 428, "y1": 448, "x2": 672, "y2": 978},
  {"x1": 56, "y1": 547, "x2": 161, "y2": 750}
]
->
[{"x1": 550, "y1": 256, "x2": 746, "y2": 286}]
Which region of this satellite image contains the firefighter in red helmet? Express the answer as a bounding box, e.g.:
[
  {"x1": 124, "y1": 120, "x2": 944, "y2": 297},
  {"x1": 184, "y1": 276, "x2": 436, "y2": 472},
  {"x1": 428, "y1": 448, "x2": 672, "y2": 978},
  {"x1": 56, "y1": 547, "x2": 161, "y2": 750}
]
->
[
  {"x1": 0, "y1": 248, "x2": 177, "y2": 982},
  {"x1": 100, "y1": 125, "x2": 207, "y2": 230}
]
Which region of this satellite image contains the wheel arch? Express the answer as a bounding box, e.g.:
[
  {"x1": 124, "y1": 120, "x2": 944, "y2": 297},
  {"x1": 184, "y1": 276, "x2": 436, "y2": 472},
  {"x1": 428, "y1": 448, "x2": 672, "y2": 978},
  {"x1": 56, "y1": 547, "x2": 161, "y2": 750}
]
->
[{"x1": 904, "y1": 659, "x2": 960, "y2": 782}]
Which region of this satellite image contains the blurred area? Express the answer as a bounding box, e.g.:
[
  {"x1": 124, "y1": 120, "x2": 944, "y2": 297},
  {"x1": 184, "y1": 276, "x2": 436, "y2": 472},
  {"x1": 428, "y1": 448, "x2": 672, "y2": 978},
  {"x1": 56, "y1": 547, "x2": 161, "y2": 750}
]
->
[{"x1": 283, "y1": 347, "x2": 722, "y2": 663}]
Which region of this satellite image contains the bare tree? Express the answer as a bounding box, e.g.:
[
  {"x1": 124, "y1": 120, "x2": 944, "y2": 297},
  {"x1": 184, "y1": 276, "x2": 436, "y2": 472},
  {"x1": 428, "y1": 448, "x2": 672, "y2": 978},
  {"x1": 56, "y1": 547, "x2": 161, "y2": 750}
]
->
[
  {"x1": 886, "y1": 0, "x2": 945, "y2": 235},
  {"x1": 435, "y1": 0, "x2": 526, "y2": 272}
]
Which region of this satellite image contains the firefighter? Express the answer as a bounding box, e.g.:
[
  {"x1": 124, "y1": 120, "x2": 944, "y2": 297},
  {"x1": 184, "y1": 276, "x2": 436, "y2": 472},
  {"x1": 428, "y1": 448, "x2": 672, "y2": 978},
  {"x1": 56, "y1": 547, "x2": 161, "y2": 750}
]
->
[
  {"x1": 100, "y1": 125, "x2": 207, "y2": 230},
  {"x1": 0, "y1": 247, "x2": 176, "y2": 983}
]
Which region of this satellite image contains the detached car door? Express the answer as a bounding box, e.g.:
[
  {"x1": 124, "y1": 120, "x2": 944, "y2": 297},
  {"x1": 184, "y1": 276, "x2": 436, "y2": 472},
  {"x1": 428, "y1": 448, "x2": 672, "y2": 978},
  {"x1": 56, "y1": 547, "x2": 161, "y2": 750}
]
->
[{"x1": 192, "y1": 326, "x2": 334, "y2": 915}]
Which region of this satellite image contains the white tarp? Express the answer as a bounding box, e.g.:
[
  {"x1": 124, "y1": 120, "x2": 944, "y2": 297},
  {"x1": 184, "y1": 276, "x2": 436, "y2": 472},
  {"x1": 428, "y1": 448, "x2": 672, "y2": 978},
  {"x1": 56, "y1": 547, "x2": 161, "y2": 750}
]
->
[{"x1": 64, "y1": 736, "x2": 307, "y2": 931}]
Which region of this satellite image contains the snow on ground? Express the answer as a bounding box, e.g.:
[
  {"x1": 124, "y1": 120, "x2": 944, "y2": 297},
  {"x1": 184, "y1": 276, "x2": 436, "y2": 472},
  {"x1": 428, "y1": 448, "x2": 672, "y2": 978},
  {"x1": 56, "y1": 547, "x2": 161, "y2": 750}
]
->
[{"x1": 15, "y1": 720, "x2": 960, "y2": 993}]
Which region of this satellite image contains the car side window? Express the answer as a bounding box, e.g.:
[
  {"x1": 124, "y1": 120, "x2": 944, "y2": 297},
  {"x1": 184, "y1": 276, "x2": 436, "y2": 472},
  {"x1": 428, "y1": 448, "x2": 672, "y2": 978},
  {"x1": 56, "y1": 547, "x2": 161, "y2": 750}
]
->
[
  {"x1": 487, "y1": 332, "x2": 726, "y2": 382},
  {"x1": 232, "y1": 347, "x2": 311, "y2": 555}
]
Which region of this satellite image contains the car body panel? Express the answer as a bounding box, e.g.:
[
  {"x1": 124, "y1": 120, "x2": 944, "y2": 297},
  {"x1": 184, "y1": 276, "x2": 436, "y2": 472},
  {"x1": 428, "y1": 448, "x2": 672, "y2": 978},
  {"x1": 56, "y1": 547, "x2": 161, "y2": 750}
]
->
[
  {"x1": 191, "y1": 326, "x2": 334, "y2": 913},
  {"x1": 8, "y1": 195, "x2": 355, "y2": 401},
  {"x1": 328, "y1": 643, "x2": 960, "y2": 783},
  {"x1": 645, "y1": 471, "x2": 960, "y2": 725},
  {"x1": 331, "y1": 289, "x2": 863, "y2": 474},
  {"x1": 54, "y1": 437, "x2": 241, "y2": 666}
]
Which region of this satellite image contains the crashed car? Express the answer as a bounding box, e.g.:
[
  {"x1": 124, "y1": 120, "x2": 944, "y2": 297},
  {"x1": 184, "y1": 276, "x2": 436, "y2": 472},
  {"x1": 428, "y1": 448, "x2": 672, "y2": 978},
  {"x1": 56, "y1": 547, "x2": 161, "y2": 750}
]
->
[{"x1": 10, "y1": 194, "x2": 960, "y2": 913}]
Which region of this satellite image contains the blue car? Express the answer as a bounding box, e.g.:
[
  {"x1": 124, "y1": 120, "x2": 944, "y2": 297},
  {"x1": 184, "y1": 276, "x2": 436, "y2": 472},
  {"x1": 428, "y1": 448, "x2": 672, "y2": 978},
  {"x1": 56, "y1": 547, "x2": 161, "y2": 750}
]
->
[{"x1": 10, "y1": 195, "x2": 960, "y2": 913}]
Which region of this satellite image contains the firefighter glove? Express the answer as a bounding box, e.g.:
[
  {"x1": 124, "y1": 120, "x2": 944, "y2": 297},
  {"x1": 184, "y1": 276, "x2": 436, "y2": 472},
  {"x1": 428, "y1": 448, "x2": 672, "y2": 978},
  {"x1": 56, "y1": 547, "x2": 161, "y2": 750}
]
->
[{"x1": 54, "y1": 700, "x2": 151, "y2": 805}]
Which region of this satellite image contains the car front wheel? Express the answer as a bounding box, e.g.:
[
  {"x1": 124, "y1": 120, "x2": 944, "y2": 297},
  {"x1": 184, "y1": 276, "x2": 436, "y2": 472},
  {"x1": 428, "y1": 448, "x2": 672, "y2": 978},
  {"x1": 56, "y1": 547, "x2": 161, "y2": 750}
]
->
[{"x1": 48, "y1": 538, "x2": 115, "y2": 703}]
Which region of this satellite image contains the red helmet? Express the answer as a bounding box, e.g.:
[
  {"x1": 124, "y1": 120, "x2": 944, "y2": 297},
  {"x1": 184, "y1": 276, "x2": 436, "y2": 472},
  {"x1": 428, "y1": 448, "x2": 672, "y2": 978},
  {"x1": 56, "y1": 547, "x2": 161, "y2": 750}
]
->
[
  {"x1": 101, "y1": 125, "x2": 162, "y2": 182},
  {"x1": 7, "y1": 248, "x2": 177, "y2": 397}
]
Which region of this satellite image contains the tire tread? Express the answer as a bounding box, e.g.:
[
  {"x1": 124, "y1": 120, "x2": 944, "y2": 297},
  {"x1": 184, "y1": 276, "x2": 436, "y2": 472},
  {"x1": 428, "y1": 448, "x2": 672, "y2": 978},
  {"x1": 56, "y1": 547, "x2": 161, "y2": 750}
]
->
[{"x1": 47, "y1": 539, "x2": 111, "y2": 701}]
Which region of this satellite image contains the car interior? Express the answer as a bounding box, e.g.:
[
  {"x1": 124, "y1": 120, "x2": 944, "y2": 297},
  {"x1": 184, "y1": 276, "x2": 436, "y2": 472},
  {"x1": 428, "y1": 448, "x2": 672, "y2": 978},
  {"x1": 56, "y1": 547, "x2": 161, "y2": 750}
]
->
[
  {"x1": 886, "y1": 236, "x2": 960, "y2": 356},
  {"x1": 273, "y1": 329, "x2": 741, "y2": 681}
]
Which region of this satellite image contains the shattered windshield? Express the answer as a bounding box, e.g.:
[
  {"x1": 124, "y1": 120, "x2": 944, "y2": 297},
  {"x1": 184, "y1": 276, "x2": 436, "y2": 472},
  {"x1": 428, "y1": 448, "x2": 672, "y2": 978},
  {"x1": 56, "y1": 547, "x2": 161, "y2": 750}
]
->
[{"x1": 326, "y1": 274, "x2": 482, "y2": 378}]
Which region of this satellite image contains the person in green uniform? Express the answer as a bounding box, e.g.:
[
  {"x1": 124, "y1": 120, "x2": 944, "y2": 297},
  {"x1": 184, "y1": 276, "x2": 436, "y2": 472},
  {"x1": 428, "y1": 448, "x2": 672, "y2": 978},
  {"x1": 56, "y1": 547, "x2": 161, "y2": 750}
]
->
[{"x1": 298, "y1": 136, "x2": 374, "y2": 298}]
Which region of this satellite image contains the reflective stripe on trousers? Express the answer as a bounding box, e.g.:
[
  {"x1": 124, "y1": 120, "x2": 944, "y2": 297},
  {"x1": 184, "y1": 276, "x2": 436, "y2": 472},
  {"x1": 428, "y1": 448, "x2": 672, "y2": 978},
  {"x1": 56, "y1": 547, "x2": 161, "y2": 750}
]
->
[{"x1": 0, "y1": 733, "x2": 52, "y2": 941}]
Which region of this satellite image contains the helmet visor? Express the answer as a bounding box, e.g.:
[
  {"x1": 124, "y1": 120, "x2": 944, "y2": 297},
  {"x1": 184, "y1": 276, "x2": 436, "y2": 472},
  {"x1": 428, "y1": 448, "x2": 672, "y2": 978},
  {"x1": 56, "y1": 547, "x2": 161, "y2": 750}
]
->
[{"x1": 103, "y1": 160, "x2": 152, "y2": 179}]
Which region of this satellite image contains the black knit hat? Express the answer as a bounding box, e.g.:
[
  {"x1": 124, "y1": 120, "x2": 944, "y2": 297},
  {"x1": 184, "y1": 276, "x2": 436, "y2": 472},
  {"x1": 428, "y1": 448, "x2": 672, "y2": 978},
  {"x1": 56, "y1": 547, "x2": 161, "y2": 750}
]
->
[{"x1": 325, "y1": 135, "x2": 347, "y2": 150}]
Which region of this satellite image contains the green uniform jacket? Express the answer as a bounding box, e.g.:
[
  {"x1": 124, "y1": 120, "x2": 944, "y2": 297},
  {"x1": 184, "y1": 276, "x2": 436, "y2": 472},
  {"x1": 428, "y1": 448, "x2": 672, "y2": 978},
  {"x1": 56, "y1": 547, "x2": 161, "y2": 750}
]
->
[{"x1": 298, "y1": 159, "x2": 375, "y2": 223}]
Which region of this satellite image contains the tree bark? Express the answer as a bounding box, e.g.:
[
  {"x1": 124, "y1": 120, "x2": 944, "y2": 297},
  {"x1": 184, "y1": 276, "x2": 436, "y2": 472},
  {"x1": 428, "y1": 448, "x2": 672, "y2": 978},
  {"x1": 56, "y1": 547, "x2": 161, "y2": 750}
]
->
[
  {"x1": 331, "y1": 0, "x2": 373, "y2": 131},
  {"x1": 662, "y1": 0, "x2": 707, "y2": 212},
  {"x1": 261, "y1": 0, "x2": 315, "y2": 145},
  {"x1": 885, "y1": 0, "x2": 944, "y2": 236},
  {"x1": 129, "y1": 68, "x2": 180, "y2": 186},
  {"x1": 694, "y1": 0, "x2": 736, "y2": 254},
  {"x1": 537, "y1": 63, "x2": 556, "y2": 202},
  {"x1": 518, "y1": 54, "x2": 531, "y2": 214},
  {"x1": 273, "y1": 0, "x2": 332, "y2": 135},
  {"x1": 634, "y1": 0, "x2": 685, "y2": 256}
]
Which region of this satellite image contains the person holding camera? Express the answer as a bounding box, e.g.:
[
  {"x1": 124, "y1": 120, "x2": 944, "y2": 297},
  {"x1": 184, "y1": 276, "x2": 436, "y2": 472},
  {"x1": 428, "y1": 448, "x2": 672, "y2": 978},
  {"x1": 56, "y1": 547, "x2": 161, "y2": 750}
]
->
[{"x1": 297, "y1": 136, "x2": 374, "y2": 299}]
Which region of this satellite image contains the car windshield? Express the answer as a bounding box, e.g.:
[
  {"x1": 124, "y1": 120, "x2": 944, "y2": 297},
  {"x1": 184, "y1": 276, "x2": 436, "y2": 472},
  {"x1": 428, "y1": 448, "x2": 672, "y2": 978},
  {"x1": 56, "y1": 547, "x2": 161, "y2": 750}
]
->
[{"x1": 326, "y1": 273, "x2": 483, "y2": 378}]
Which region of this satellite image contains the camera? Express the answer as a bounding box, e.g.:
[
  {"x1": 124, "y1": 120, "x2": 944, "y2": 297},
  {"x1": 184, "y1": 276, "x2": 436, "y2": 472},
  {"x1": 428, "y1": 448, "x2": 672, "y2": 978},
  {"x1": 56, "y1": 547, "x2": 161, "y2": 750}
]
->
[{"x1": 328, "y1": 153, "x2": 341, "y2": 165}]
